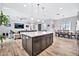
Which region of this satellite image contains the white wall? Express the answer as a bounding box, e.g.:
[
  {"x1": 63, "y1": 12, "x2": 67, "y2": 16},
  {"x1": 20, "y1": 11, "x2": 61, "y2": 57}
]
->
[
  {"x1": 0, "y1": 9, "x2": 31, "y2": 34},
  {"x1": 0, "y1": 3, "x2": 2, "y2": 11},
  {"x1": 0, "y1": 3, "x2": 79, "y2": 35},
  {"x1": 0, "y1": 10, "x2": 78, "y2": 35},
  {"x1": 76, "y1": 20, "x2": 79, "y2": 30},
  {"x1": 54, "y1": 16, "x2": 78, "y2": 32},
  {"x1": 0, "y1": 8, "x2": 54, "y2": 35},
  {"x1": 33, "y1": 19, "x2": 54, "y2": 31}
]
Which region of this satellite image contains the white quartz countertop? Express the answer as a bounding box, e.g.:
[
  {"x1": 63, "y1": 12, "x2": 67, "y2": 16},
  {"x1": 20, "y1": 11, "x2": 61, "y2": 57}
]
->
[{"x1": 20, "y1": 31, "x2": 53, "y2": 37}]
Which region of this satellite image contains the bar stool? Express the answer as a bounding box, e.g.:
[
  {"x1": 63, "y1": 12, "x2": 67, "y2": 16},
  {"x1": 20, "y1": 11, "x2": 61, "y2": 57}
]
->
[{"x1": 3, "y1": 33, "x2": 6, "y2": 39}]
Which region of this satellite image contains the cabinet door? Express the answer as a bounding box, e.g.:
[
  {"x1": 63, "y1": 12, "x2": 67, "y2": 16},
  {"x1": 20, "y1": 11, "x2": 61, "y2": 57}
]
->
[
  {"x1": 33, "y1": 37, "x2": 41, "y2": 55},
  {"x1": 46, "y1": 35, "x2": 50, "y2": 47},
  {"x1": 41, "y1": 36, "x2": 46, "y2": 50},
  {"x1": 22, "y1": 35, "x2": 27, "y2": 50},
  {"x1": 50, "y1": 34, "x2": 53, "y2": 45},
  {"x1": 26, "y1": 37, "x2": 32, "y2": 55}
]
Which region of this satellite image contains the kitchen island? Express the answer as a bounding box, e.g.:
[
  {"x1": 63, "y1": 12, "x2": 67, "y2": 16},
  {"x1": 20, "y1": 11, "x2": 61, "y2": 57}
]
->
[{"x1": 21, "y1": 31, "x2": 53, "y2": 56}]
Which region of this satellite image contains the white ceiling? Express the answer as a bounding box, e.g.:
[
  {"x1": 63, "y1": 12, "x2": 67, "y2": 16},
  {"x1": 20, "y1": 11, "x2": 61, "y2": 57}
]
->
[{"x1": 0, "y1": 3, "x2": 79, "y2": 19}]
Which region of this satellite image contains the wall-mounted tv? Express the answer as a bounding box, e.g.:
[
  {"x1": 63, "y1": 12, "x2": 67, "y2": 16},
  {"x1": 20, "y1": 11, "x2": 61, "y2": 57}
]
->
[{"x1": 14, "y1": 23, "x2": 24, "y2": 29}]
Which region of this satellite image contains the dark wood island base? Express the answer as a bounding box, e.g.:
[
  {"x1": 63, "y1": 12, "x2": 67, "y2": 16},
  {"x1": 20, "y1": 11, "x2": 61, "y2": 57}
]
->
[{"x1": 21, "y1": 32, "x2": 53, "y2": 56}]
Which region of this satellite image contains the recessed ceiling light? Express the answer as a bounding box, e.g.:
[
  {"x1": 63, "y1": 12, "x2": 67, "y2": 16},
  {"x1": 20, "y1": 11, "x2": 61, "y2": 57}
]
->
[
  {"x1": 37, "y1": 19, "x2": 40, "y2": 22},
  {"x1": 59, "y1": 8, "x2": 63, "y2": 10},
  {"x1": 31, "y1": 17, "x2": 33, "y2": 20},
  {"x1": 24, "y1": 5, "x2": 27, "y2": 7}
]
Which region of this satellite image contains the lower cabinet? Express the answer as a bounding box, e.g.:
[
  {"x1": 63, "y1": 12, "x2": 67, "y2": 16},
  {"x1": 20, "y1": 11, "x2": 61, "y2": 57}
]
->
[
  {"x1": 46, "y1": 36, "x2": 50, "y2": 47},
  {"x1": 26, "y1": 37, "x2": 32, "y2": 55},
  {"x1": 22, "y1": 33, "x2": 53, "y2": 56},
  {"x1": 50, "y1": 34, "x2": 53, "y2": 44},
  {"x1": 41, "y1": 36, "x2": 47, "y2": 50},
  {"x1": 33, "y1": 37, "x2": 41, "y2": 55},
  {"x1": 22, "y1": 34, "x2": 27, "y2": 50},
  {"x1": 46, "y1": 34, "x2": 53, "y2": 47}
]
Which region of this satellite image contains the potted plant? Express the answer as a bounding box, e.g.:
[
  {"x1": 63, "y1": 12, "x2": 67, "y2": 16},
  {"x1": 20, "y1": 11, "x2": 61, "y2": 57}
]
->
[
  {"x1": 0, "y1": 35, "x2": 3, "y2": 48},
  {"x1": 0, "y1": 10, "x2": 9, "y2": 48}
]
